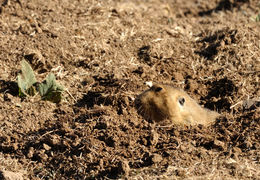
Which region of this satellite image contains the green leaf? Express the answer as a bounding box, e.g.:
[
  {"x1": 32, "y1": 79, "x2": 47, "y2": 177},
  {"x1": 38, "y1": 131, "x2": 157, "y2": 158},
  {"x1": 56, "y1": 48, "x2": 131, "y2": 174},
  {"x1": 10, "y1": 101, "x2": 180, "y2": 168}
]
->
[
  {"x1": 256, "y1": 13, "x2": 260, "y2": 22},
  {"x1": 17, "y1": 60, "x2": 37, "y2": 96},
  {"x1": 37, "y1": 73, "x2": 64, "y2": 103}
]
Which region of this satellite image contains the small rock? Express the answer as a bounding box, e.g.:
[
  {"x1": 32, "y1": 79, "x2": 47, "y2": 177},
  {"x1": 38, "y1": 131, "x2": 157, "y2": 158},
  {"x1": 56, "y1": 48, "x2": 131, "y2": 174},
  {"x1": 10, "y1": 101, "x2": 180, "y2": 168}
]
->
[
  {"x1": 213, "y1": 139, "x2": 225, "y2": 150},
  {"x1": 99, "y1": 159, "x2": 104, "y2": 170},
  {"x1": 172, "y1": 72, "x2": 184, "y2": 81},
  {"x1": 0, "y1": 170, "x2": 24, "y2": 180},
  {"x1": 43, "y1": 143, "x2": 51, "y2": 151},
  {"x1": 118, "y1": 160, "x2": 130, "y2": 177},
  {"x1": 175, "y1": 169, "x2": 186, "y2": 177},
  {"x1": 152, "y1": 153, "x2": 163, "y2": 163},
  {"x1": 46, "y1": 135, "x2": 61, "y2": 146},
  {"x1": 12, "y1": 143, "x2": 19, "y2": 151},
  {"x1": 150, "y1": 130, "x2": 159, "y2": 146},
  {"x1": 224, "y1": 158, "x2": 238, "y2": 169},
  {"x1": 37, "y1": 149, "x2": 48, "y2": 161},
  {"x1": 233, "y1": 147, "x2": 242, "y2": 154},
  {"x1": 243, "y1": 98, "x2": 260, "y2": 110},
  {"x1": 27, "y1": 147, "x2": 34, "y2": 158}
]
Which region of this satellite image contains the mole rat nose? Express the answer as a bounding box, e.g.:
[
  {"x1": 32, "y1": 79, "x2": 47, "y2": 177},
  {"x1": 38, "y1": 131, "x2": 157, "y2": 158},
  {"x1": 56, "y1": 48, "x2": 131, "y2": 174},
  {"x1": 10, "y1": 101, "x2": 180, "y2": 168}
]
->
[
  {"x1": 134, "y1": 96, "x2": 143, "y2": 106},
  {"x1": 134, "y1": 98, "x2": 140, "y2": 104}
]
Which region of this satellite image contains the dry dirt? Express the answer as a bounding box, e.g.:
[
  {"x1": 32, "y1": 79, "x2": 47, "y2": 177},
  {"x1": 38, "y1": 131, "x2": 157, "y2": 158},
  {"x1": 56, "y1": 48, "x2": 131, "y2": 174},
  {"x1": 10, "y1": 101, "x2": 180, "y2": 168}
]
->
[{"x1": 0, "y1": 0, "x2": 259, "y2": 179}]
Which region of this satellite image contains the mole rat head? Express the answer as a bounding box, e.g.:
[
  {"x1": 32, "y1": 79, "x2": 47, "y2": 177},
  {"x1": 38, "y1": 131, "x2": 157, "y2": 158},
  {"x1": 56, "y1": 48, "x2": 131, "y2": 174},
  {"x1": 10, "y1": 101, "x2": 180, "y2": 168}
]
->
[
  {"x1": 138, "y1": 84, "x2": 167, "y2": 106},
  {"x1": 135, "y1": 84, "x2": 186, "y2": 122},
  {"x1": 150, "y1": 84, "x2": 187, "y2": 109}
]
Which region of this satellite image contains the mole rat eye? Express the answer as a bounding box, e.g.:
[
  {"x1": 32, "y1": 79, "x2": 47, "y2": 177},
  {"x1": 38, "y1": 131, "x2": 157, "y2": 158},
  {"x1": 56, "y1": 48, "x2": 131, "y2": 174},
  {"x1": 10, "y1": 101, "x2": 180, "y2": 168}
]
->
[
  {"x1": 154, "y1": 86, "x2": 163, "y2": 92},
  {"x1": 178, "y1": 97, "x2": 185, "y2": 106}
]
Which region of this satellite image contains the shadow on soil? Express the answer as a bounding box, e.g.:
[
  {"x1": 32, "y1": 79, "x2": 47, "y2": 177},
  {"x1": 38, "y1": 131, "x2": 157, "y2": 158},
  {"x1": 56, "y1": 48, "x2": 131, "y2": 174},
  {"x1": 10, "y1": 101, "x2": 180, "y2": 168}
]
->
[
  {"x1": 202, "y1": 77, "x2": 238, "y2": 111},
  {"x1": 75, "y1": 91, "x2": 111, "y2": 108},
  {"x1": 195, "y1": 29, "x2": 237, "y2": 60},
  {"x1": 137, "y1": 45, "x2": 151, "y2": 64},
  {"x1": 198, "y1": 0, "x2": 249, "y2": 16},
  {"x1": 0, "y1": 80, "x2": 19, "y2": 96}
]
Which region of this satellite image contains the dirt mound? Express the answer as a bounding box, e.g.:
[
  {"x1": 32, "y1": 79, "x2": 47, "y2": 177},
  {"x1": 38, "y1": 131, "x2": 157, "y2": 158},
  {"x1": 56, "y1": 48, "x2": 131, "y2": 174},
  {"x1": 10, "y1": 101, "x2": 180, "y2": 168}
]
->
[{"x1": 0, "y1": 0, "x2": 259, "y2": 179}]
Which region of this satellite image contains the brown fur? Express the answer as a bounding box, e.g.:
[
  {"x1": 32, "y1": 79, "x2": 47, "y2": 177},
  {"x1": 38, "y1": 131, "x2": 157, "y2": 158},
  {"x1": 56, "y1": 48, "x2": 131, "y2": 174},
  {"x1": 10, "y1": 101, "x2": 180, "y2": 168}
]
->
[{"x1": 135, "y1": 84, "x2": 220, "y2": 126}]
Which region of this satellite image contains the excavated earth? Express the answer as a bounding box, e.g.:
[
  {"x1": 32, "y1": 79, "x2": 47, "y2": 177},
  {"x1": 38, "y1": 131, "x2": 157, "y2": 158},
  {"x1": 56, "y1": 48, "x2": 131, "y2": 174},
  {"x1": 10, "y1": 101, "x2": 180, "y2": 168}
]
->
[{"x1": 0, "y1": 0, "x2": 259, "y2": 179}]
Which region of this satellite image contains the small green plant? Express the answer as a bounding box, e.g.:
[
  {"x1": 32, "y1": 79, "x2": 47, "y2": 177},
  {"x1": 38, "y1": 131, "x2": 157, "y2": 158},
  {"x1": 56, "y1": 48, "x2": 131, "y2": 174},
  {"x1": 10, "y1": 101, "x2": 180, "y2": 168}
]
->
[
  {"x1": 38, "y1": 73, "x2": 64, "y2": 103},
  {"x1": 17, "y1": 60, "x2": 37, "y2": 96},
  {"x1": 17, "y1": 60, "x2": 64, "y2": 103},
  {"x1": 256, "y1": 13, "x2": 260, "y2": 22}
]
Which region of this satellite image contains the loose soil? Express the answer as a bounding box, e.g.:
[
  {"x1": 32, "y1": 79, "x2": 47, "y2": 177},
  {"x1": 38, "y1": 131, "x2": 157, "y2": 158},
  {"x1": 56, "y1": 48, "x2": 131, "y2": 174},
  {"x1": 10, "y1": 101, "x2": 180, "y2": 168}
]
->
[{"x1": 0, "y1": 0, "x2": 259, "y2": 179}]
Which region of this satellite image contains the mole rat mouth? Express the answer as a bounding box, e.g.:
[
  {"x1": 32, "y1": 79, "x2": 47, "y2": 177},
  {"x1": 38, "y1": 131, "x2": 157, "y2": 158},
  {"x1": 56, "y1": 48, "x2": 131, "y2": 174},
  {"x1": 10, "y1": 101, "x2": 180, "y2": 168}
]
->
[
  {"x1": 134, "y1": 97, "x2": 141, "y2": 106},
  {"x1": 134, "y1": 97, "x2": 146, "y2": 112}
]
